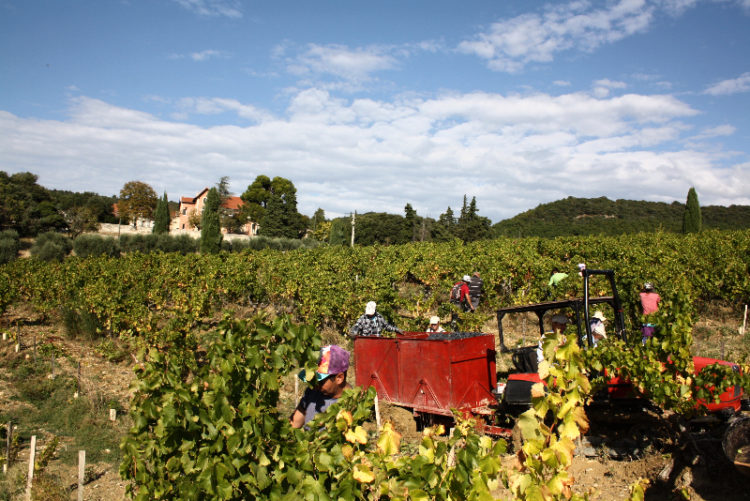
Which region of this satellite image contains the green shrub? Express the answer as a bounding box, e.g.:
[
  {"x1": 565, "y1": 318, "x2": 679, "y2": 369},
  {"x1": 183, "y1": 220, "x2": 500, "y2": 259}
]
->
[
  {"x1": 73, "y1": 234, "x2": 120, "y2": 258},
  {"x1": 61, "y1": 307, "x2": 103, "y2": 340},
  {"x1": 154, "y1": 233, "x2": 198, "y2": 254},
  {"x1": 0, "y1": 239, "x2": 18, "y2": 264},
  {"x1": 119, "y1": 234, "x2": 158, "y2": 253},
  {"x1": 0, "y1": 230, "x2": 20, "y2": 264},
  {"x1": 30, "y1": 232, "x2": 72, "y2": 262}
]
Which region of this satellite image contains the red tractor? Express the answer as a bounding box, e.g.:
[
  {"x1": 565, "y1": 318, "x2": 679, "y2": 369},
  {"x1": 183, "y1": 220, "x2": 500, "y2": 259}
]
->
[{"x1": 498, "y1": 269, "x2": 744, "y2": 415}]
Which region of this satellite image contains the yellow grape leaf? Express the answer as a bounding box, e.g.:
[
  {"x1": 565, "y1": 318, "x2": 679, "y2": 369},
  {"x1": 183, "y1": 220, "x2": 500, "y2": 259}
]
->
[
  {"x1": 422, "y1": 424, "x2": 445, "y2": 438},
  {"x1": 341, "y1": 444, "x2": 354, "y2": 460},
  {"x1": 552, "y1": 436, "x2": 575, "y2": 466},
  {"x1": 353, "y1": 464, "x2": 375, "y2": 484},
  {"x1": 336, "y1": 409, "x2": 353, "y2": 427},
  {"x1": 345, "y1": 425, "x2": 368, "y2": 445},
  {"x1": 530, "y1": 383, "x2": 546, "y2": 399},
  {"x1": 516, "y1": 409, "x2": 543, "y2": 442},
  {"x1": 547, "y1": 471, "x2": 570, "y2": 496},
  {"x1": 538, "y1": 360, "x2": 550, "y2": 380},
  {"x1": 377, "y1": 422, "x2": 402, "y2": 455},
  {"x1": 628, "y1": 478, "x2": 649, "y2": 501},
  {"x1": 572, "y1": 406, "x2": 589, "y2": 434}
]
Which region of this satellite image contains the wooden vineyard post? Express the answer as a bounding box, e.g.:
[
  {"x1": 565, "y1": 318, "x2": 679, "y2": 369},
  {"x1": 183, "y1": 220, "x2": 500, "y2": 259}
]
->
[
  {"x1": 109, "y1": 409, "x2": 117, "y2": 422},
  {"x1": 374, "y1": 394, "x2": 381, "y2": 427},
  {"x1": 26, "y1": 435, "x2": 36, "y2": 501},
  {"x1": 3, "y1": 421, "x2": 11, "y2": 473},
  {"x1": 742, "y1": 304, "x2": 748, "y2": 335},
  {"x1": 294, "y1": 377, "x2": 299, "y2": 405},
  {"x1": 78, "y1": 450, "x2": 86, "y2": 501}
]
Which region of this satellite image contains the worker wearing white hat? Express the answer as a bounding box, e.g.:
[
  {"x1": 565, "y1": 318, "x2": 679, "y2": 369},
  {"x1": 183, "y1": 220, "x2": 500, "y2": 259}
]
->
[
  {"x1": 589, "y1": 310, "x2": 607, "y2": 346},
  {"x1": 349, "y1": 301, "x2": 403, "y2": 337},
  {"x1": 427, "y1": 315, "x2": 445, "y2": 333}
]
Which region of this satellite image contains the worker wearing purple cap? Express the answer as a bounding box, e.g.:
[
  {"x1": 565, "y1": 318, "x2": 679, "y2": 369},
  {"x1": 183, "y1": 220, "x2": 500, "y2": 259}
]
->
[{"x1": 290, "y1": 345, "x2": 351, "y2": 428}]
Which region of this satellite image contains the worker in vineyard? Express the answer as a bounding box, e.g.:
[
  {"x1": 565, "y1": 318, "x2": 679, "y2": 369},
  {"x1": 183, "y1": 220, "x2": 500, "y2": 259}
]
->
[
  {"x1": 537, "y1": 314, "x2": 569, "y2": 364},
  {"x1": 290, "y1": 345, "x2": 351, "y2": 429},
  {"x1": 469, "y1": 271, "x2": 483, "y2": 310},
  {"x1": 589, "y1": 310, "x2": 607, "y2": 347},
  {"x1": 546, "y1": 268, "x2": 569, "y2": 299},
  {"x1": 640, "y1": 282, "x2": 661, "y2": 344},
  {"x1": 426, "y1": 315, "x2": 445, "y2": 333},
  {"x1": 349, "y1": 301, "x2": 404, "y2": 337},
  {"x1": 450, "y1": 275, "x2": 475, "y2": 312}
]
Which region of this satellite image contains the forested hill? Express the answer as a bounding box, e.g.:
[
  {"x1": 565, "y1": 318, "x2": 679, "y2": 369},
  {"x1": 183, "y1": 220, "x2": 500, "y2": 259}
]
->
[{"x1": 492, "y1": 196, "x2": 750, "y2": 238}]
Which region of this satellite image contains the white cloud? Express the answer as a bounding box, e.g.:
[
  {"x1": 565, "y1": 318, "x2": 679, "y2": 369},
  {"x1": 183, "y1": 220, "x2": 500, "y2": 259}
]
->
[
  {"x1": 457, "y1": 0, "x2": 655, "y2": 72},
  {"x1": 174, "y1": 97, "x2": 271, "y2": 122},
  {"x1": 691, "y1": 124, "x2": 736, "y2": 140},
  {"x1": 190, "y1": 50, "x2": 227, "y2": 62},
  {"x1": 704, "y1": 72, "x2": 750, "y2": 96},
  {"x1": 0, "y1": 89, "x2": 746, "y2": 222},
  {"x1": 287, "y1": 44, "x2": 399, "y2": 82},
  {"x1": 172, "y1": 0, "x2": 242, "y2": 18},
  {"x1": 167, "y1": 49, "x2": 229, "y2": 62},
  {"x1": 592, "y1": 78, "x2": 627, "y2": 98}
]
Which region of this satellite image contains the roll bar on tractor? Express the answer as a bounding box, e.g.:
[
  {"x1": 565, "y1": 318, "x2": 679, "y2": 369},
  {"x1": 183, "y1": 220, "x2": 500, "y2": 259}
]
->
[{"x1": 496, "y1": 269, "x2": 627, "y2": 353}]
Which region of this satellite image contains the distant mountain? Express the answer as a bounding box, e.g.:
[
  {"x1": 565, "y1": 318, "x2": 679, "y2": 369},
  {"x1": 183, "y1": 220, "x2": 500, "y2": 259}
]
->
[{"x1": 492, "y1": 196, "x2": 750, "y2": 238}]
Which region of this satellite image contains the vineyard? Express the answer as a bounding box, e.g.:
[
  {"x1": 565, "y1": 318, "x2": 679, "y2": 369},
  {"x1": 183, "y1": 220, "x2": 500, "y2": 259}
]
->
[{"x1": 1, "y1": 229, "x2": 750, "y2": 499}]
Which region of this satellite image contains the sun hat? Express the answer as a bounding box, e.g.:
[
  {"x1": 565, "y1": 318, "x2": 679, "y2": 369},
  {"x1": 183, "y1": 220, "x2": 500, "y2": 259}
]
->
[
  {"x1": 365, "y1": 301, "x2": 376, "y2": 315},
  {"x1": 463, "y1": 274, "x2": 471, "y2": 282},
  {"x1": 429, "y1": 315, "x2": 440, "y2": 325},
  {"x1": 315, "y1": 345, "x2": 350, "y2": 381},
  {"x1": 592, "y1": 310, "x2": 607, "y2": 322}
]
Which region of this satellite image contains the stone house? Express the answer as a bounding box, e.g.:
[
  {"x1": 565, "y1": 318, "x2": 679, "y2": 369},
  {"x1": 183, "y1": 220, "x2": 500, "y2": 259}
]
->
[{"x1": 177, "y1": 188, "x2": 259, "y2": 235}]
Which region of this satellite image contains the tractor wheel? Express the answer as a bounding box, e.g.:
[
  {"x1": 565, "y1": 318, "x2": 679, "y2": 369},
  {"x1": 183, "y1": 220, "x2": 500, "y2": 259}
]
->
[{"x1": 722, "y1": 416, "x2": 750, "y2": 476}]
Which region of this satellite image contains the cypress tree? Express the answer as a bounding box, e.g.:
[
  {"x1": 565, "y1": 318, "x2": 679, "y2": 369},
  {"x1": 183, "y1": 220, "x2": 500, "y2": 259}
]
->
[
  {"x1": 682, "y1": 187, "x2": 702, "y2": 233},
  {"x1": 200, "y1": 188, "x2": 223, "y2": 253},
  {"x1": 152, "y1": 192, "x2": 170, "y2": 234}
]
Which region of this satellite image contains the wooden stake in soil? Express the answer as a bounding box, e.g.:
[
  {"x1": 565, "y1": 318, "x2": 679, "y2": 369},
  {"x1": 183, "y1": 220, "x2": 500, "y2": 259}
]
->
[
  {"x1": 109, "y1": 409, "x2": 117, "y2": 422},
  {"x1": 78, "y1": 450, "x2": 86, "y2": 501},
  {"x1": 26, "y1": 435, "x2": 36, "y2": 501},
  {"x1": 742, "y1": 304, "x2": 748, "y2": 335},
  {"x1": 3, "y1": 420, "x2": 11, "y2": 473},
  {"x1": 76, "y1": 361, "x2": 82, "y2": 397}
]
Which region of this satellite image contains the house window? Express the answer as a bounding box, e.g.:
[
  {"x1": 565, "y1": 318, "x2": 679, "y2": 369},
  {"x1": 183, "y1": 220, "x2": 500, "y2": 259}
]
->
[{"x1": 182, "y1": 208, "x2": 187, "y2": 215}]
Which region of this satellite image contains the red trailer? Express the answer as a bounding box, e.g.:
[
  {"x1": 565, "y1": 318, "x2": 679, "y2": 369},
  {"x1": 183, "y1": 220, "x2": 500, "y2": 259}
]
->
[{"x1": 354, "y1": 332, "x2": 508, "y2": 434}]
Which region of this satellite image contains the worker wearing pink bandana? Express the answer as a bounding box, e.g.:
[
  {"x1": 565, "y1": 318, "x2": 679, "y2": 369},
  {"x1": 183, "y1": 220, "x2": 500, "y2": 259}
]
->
[{"x1": 290, "y1": 345, "x2": 351, "y2": 428}]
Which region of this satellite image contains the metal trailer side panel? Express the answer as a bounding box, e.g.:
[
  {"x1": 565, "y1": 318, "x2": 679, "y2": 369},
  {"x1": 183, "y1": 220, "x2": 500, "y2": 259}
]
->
[{"x1": 354, "y1": 333, "x2": 497, "y2": 416}]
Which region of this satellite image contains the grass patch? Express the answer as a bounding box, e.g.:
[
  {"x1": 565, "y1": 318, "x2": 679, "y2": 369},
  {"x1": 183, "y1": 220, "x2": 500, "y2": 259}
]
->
[{"x1": 0, "y1": 354, "x2": 127, "y2": 466}]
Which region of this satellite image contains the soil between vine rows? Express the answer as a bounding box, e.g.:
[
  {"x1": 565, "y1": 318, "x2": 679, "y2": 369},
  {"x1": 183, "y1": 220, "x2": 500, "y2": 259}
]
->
[{"x1": 1, "y1": 303, "x2": 749, "y2": 500}]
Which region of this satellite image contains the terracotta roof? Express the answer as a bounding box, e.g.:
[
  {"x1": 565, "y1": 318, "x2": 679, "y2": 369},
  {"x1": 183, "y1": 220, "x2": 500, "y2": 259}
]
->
[{"x1": 222, "y1": 196, "x2": 244, "y2": 210}]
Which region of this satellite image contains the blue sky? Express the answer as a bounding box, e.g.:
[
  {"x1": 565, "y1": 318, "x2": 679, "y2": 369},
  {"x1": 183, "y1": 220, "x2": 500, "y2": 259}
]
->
[{"x1": 1, "y1": 0, "x2": 749, "y2": 223}]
